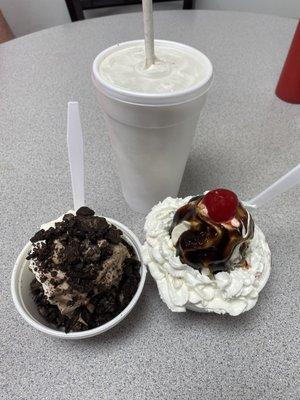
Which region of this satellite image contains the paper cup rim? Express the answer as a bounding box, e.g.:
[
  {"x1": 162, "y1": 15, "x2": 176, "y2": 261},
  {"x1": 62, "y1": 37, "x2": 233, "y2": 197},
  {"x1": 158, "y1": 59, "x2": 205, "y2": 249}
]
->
[
  {"x1": 92, "y1": 39, "x2": 213, "y2": 105},
  {"x1": 11, "y1": 217, "x2": 147, "y2": 339}
]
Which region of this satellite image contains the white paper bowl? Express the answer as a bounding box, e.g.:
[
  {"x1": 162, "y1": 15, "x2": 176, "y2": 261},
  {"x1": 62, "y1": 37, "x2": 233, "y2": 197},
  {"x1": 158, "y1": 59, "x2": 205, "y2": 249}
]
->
[{"x1": 11, "y1": 217, "x2": 147, "y2": 339}]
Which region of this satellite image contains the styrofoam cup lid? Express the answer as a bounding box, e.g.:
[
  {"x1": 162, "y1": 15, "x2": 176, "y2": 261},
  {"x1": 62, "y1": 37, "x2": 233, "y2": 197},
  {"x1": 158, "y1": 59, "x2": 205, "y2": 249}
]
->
[{"x1": 92, "y1": 39, "x2": 213, "y2": 106}]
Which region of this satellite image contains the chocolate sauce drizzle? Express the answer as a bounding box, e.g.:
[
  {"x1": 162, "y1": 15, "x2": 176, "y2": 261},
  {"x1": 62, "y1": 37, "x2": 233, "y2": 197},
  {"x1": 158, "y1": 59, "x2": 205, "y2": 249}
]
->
[{"x1": 170, "y1": 196, "x2": 254, "y2": 274}]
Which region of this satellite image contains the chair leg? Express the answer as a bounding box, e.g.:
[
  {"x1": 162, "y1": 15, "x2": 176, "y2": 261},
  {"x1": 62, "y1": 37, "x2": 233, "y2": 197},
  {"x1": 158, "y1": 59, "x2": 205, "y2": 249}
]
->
[
  {"x1": 65, "y1": 0, "x2": 85, "y2": 22},
  {"x1": 0, "y1": 9, "x2": 14, "y2": 43},
  {"x1": 183, "y1": 0, "x2": 195, "y2": 9}
]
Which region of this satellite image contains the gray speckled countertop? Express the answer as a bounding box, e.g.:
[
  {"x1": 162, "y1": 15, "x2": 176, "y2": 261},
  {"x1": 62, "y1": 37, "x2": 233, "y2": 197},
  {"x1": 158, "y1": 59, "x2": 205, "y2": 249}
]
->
[{"x1": 0, "y1": 10, "x2": 299, "y2": 400}]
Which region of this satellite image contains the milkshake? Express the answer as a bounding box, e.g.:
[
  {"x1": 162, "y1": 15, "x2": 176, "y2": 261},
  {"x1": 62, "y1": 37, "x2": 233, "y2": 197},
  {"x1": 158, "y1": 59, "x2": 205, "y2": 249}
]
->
[
  {"x1": 92, "y1": 40, "x2": 213, "y2": 213},
  {"x1": 99, "y1": 43, "x2": 208, "y2": 94}
]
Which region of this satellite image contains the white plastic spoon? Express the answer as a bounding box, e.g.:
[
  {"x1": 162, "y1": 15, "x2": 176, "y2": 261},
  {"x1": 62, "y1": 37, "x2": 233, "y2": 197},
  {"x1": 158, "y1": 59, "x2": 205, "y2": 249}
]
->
[
  {"x1": 244, "y1": 164, "x2": 300, "y2": 209},
  {"x1": 67, "y1": 101, "x2": 85, "y2": 211}
]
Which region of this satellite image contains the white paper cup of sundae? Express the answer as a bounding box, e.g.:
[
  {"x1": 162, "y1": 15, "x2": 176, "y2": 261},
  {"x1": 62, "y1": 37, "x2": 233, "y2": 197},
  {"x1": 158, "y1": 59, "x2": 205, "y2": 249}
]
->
[
  {"x1": 11, "y1": 207, "x2": 147, "y2": 339},
  {"x1": 143, "y1": 189, "x2": 271, "y2": 316}
]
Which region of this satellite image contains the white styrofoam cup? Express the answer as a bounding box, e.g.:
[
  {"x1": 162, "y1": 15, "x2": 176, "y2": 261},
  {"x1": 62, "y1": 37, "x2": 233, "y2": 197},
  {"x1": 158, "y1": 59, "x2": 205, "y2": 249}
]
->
[{"x1": 92, "y1": 40, "x2": 213, "y2": 213}]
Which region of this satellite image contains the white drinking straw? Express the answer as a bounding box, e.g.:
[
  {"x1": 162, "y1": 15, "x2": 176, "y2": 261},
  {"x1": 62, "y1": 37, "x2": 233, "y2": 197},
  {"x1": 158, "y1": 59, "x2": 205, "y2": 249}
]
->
[{"x1": 142, "y1": 0, "x2": 155, "y2": 68}]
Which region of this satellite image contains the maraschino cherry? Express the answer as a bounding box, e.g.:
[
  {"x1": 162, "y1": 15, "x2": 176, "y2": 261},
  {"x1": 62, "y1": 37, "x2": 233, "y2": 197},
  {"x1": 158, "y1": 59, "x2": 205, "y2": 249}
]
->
[{"x1": 202, "y1": 188, "x2": 238, "y2": 223}]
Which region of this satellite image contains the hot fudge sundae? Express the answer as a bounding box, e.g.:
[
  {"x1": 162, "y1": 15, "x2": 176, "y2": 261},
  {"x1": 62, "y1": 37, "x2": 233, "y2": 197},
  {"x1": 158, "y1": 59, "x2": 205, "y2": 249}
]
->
[{"x1": 143, "y1": 189, "x2": 271, "y2": 316}]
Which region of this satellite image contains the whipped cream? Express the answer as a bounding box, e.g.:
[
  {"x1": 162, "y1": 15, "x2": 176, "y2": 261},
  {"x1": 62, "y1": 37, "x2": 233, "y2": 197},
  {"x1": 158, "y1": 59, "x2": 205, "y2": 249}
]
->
[
  {"x1": 99, "y1": 44, "x2": 206, "y2": 94},
  {"x1": 143, "y1": 197, "x2": 271, "y2": 316}
]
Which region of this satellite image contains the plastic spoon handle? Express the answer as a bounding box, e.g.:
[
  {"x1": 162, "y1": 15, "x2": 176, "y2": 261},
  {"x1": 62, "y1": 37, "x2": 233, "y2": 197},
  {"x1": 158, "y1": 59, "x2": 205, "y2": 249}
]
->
[
  {"x1": 67, "y1": 101, "x2": 85, "y2": 211},
  {"x1": 245, "y1": 164, "x2": 300, "y2": 209}
]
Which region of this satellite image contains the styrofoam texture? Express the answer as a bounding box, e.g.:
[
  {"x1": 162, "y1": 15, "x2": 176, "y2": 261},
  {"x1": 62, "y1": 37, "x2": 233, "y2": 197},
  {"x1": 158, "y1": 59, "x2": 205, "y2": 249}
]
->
[{"x1": 92, "y1": 40, "x2": 213, "y2": 213}]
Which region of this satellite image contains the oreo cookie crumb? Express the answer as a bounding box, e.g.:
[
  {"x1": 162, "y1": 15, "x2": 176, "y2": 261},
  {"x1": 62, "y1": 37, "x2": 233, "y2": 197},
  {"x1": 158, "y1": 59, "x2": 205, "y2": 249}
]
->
[
  {"x1": 30, "y1": 253, "x2": 141, "y2": 333},
  {"x1": 28, "y1": 208, "x2": 141, "y2": 333},
  {"x1": 76, "y1": 207, "x2": 95, "y2": 217}
]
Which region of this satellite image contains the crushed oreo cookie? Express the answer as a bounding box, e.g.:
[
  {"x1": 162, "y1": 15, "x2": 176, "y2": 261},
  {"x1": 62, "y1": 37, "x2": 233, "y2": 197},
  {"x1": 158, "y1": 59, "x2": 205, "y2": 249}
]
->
[{"x1": 27, "y1": 207, "x2": 141, "y2": 333}]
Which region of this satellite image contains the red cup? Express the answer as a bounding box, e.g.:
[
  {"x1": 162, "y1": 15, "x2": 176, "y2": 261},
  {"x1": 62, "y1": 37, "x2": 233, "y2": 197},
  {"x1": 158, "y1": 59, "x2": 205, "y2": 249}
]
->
[{"x1": 276, "y1": 21, "x2": 300, "y2": 104}]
